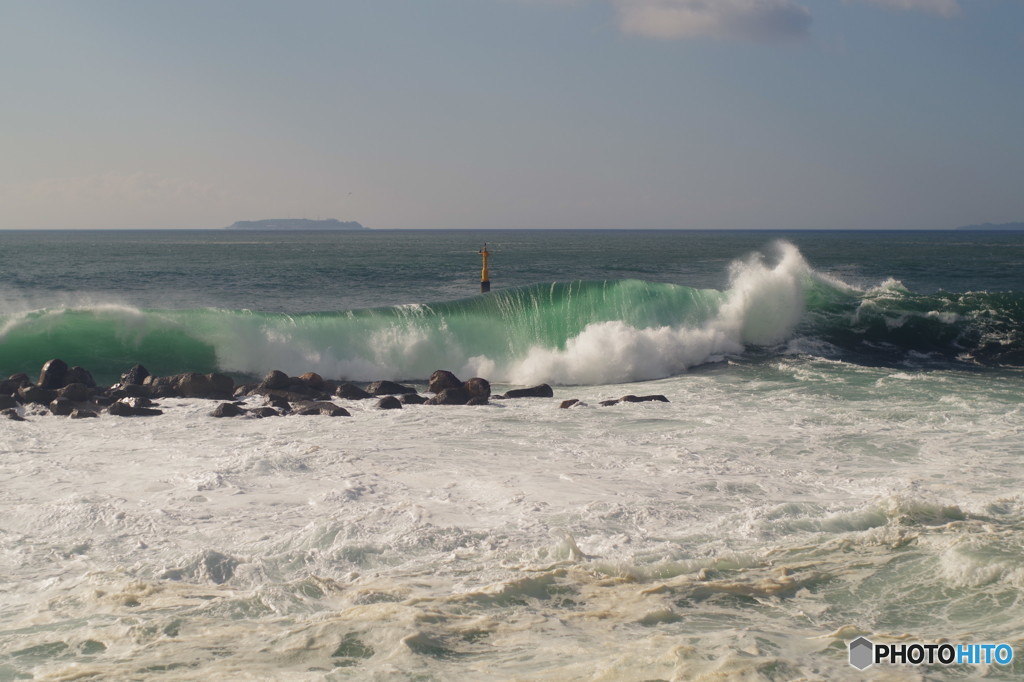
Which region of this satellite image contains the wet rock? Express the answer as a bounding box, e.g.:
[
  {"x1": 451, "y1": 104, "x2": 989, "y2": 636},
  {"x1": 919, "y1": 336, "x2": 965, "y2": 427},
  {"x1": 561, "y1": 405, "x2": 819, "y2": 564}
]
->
[
  {"x1": 65, "y1": 366, "x2": 96, "y2": 388},
  {"x1": 37, "y1": 358, "x2": 69, "y2": 389},
  {"x1": 108, "y1": 400, "x2": 163, "y2": 417},
  {"x1": 335, "y1": 383, "x2": 373, "y2": 400},
  {"x1": 295, "y1": 402, "x2": 351, "y2": 417},
  {"x1": 426, "y1": 386, "x2": 471, "y2": 405},
  {"x1": 375, "y1": 396, "x2": 403, "y2": 410},
  {"x1": 201, "y1": 550, "x2": 237, "y2": 584},
  {"x1": 108, "y1": 383, "x2": 151, "y2": 399},
  {"x1": 264, "y1": 394, "x2": 291, "y2": 411},
  {"x1": 3, "y1": 408, "x2": 25, "y2": 421},
  {"x1": 211, "y1": 402, "x2": 247, "y2": 418},
  {"x1": 601, "y1": 394, "x2": 671, "y2": 406},
  {"x1": 259, "y1": 370, "x2": 290, "y2": 391},
  {"x1": 248, "y1": 406, "x2": 280, "y2": 418},
  {"x1": 467, "y1": 395, "x2": 489, "y2": 406},
  {"x1": 400, "y1": 393, "x2": 428, "y2": 405},
  {"x1": 4, "y1": 374, "x2": 32, "y2": 390},
  {"x1": 428, "y1": 370, "x2": 462, "y2": 394},
  {"x1": 48, "y1": 397, "x2": 75, "y2": 416},
  {"x1": 70, "y1": 408, "x2": 99, "y2": 419},
  {"x1": 559, "y1": 399, "x2": 581, "y2": 409},
  {"x1": 149, "y1": 373, "x2": 233, "y2": 399},
  {"x1": 463, "y1": 377, "x2": 491, "y2": 401},
  {"x1": 0, "y1": 395, "x2": 17, "y2": 410},
  {"x1": 18, "y1": 385, "x2": 57, "y2": 405},
  {"x1": 503, "y1": 384, "x2": 553, "y2": 399},
  {"x1": 58, "y1": 383, "x2": 93, "y2": 402},
  {"x1": 297, "y1": 372, "x2": 325, "y2": 390},
  {"x1": 120, "y1": 364, "x2": 151, "y2": 386},
  {"x1": 365, "y1": 380, "x2": 417, "y2": 396}
]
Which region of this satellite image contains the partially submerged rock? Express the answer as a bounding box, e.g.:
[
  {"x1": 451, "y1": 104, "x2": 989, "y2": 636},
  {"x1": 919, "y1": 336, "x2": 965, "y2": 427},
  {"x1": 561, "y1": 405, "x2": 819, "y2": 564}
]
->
[{"x1": 503, "y1": 384, "x2": 553, "y2": 399}]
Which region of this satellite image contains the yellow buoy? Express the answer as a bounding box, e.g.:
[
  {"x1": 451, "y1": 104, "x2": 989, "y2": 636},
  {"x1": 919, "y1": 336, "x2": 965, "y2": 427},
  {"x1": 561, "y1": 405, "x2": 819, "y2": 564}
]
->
[{"x1": 479, "y1": 244, "x2": 490, "y2": 293}]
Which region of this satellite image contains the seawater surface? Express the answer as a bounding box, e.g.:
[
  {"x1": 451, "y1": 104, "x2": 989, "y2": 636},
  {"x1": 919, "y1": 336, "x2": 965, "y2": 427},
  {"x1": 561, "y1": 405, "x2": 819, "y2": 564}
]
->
[{"x1": 1, "y1": 229, "x2": 1023, "y2": 680}]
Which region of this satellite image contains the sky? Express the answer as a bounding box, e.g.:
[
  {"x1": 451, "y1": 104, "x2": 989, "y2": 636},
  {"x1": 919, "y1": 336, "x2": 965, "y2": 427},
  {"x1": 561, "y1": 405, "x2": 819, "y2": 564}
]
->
[{"x1": 1, "y1": 0, "x2": 1022, "y2": 230}]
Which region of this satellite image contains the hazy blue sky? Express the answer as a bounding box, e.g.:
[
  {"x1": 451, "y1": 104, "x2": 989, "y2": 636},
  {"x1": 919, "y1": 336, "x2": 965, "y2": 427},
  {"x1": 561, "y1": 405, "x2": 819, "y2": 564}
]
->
[{"x1": 2, "y1": 0, "x2": 1022, "y2": 229}]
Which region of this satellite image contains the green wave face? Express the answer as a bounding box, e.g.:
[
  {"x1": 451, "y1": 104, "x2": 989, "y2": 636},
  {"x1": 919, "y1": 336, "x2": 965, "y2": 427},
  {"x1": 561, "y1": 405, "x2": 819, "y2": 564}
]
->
[{"x1": 3, "y1": 242, "x2": 1022, "y2": 386}]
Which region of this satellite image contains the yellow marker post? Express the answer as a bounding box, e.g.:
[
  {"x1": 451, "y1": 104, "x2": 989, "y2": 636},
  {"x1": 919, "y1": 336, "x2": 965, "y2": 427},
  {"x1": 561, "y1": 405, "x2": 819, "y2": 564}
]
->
[{"x1": 479, "y1": 244, "x2": 490, "y2": 293}]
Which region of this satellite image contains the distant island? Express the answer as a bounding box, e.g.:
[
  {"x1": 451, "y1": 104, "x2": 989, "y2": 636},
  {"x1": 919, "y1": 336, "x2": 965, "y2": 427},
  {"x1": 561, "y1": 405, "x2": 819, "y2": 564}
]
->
[
  {"x1": 956, "y1": 222, "x2": 1024, "y2": 231},
  {"x1": 225, "y1": 218, "x2": 367, "y2": 231}
]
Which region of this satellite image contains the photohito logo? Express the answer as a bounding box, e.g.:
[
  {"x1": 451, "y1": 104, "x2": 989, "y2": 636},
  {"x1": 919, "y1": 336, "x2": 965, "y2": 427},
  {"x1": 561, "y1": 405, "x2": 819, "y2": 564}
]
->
[{"x1": 849, "y1": 637, "x2": 1014, "y2": 670}]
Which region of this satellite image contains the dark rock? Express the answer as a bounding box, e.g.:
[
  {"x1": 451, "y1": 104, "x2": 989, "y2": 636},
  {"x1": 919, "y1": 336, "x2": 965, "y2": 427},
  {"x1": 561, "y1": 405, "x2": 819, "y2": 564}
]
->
[
  {"x1": 70, "y1": 409, "x2": 99, "y2": 419},
  {"x1": 259, "y1": 370, "x2": 290, "y2": 391},
  {"x1": 335, "y1": 383, "x2": 373, "y2": 400},
  {"x1": 248, "y1": 407, "x2": 280, "y2": 418},
  {"x1": 399, "y1": 393, "x2": 428, "y2": 405},
  {"x1": 37, "y1": 358, "x2": 69, "y2": 389},
  {"x1": 150, "y1": 373, "x2": 233, "y2": 399},
  {"x1": 428, "y1": 370, "x2": 462, "y2": 394},
  {"x1": 463, "y1": 377, "x2": 491, "y2": 401},
  {"x1": 58, "y1": 383, "x2": 93, "y2": 402},
  {"x1": 65, "y1": 366, "x2": 96, "y2": 388},
  {"x1": 92, "y1": 394, "x2": 115, "y2": 407},
  {"x1": 120, "y1": 396, "x2": 156, "y2": 409},
  {"x1": 297, "y1": 372, "x2": 325, "y2": 390},
  {"x1": 120, "y1": 364, "x2": 151, "y2": 386},
  {"x1": 233, "y1": 383, "x2": 257, "y2": 398},
  {"x1": 48, "y1": 397, "x2": 75, "y2": 416},
  {"x1": 264, "y1": 394, "x2": 291, "y2": 411},
  {"x1": 294, "y1": 401, "x2": 350, "y2": 417},
  {"x1": 503, "y1": 384, "x2": 553, "y2": 399},
  {"x1": 109, "y1": 383, "x2": 151, "y2": 399},
  {"x1": 3, "y1": 408, "x2": 25, "y2": 421},
  {"x1": 18, "y1": 386, "x2": 57, "y2": 405},
  {"x1": 211, "y1": 402, "x2": 247, "y2": 418},
  {"x1": 0, "y1": 395, "x2": 17, "y2": 410},
  {"x1": 467, "y1": 395, "x2": 489, "y2": 406},
  {"x1": 426, "y1": 386, "x2": 471, "y2": 405},
  {"x1": 599, "y1": 399, "x2": 620, "y2": 406},
  {"x1": 375, "y1": 396, "x2": 403, "y2": 410},
  {"x1": 108, "y1": 400, "x2": 163, "y2": 417},
  {"x1": 5, "y1": 374, "x2": 32, "y2": 389},
  {"x1": 620, "y1": 394, "x2": 670, "y2": 403},
  {"x1": 559, "y1": 399, "x2": 581, "y2": 409},
  {"x1": 366, "y1": 380, "x2": 417, "y2": 396}
]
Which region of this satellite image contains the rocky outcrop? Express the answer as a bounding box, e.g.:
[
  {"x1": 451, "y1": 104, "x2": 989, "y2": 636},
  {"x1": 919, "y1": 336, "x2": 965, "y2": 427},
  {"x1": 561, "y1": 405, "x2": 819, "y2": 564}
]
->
[
  {"x1": 335, "y1": 383, "x2": 373, "y2": 400},
  {"x1": 428, "y1": 370, "x2": 462, "y2": 394},
  {"x1": 463, "y1": 377, "x2": 491, "y2": 401},
  {"x1": 502, "y1": 384, "x2": 553, "y2": 399},
  {"x1": 120, "y1": 364, "x2": 151, "y2": 386},
  {"x1": 375, "y1": 396, "x2": 403, "y2": 410},
  {"x1": 37, "y1": 359, "x2": 69, "y2": 389},
  {"x1": 365, "y1": 380, "x2": 417, "y2": 396},
  {"x1": 147, "y1": 372, "x2": 234, "y2": 399},
  {"x1": 427, "y1": 386, "x2": 471, "y2": 405}
]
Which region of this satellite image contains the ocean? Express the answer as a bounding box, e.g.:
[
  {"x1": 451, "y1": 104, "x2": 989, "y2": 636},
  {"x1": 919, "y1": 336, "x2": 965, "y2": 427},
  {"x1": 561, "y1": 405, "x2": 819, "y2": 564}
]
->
[{"x1": 1, "y1": 229, "x2": 1022, "y2": 680}]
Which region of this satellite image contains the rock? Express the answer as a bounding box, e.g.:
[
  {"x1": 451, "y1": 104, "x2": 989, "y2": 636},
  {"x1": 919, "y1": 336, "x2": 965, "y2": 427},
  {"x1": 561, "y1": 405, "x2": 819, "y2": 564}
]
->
[
  {"x1": 37, "y1": 358, "x2": 69, "y2": 389},
  {"x1": 120, "y1": 364, "x2": 150, "y2": 386},
  {"x1": 17, "y1": 386, "x2": 57, "y2": 405},
  {"x1": 0, "y1": 395, "x2": 17, "y2": 410},
  {"x1": 108, "y1": 400, "x2": 163, "y2": 417},
  {"x1": 70, "y1": 409, "x2": 99, "y2": 419},
  {"x1": 5, "y1": 374, "x2": 32, "y2": 390},
  {"x1": 335, "y1": 383, "x2": 373, "y2": 400},
  {"x1": 463, "y1": 377, "x2": 491, "y2": 401},
  {"x1": 65, "y1": 366, "x2": 96, "y2": 388},
  {"x1": 295, "y1": 402, "x2": 350, "y2": 417},
  {"x1": 264, "y1": 394, "x2": 291, "y2": 411},
  {"x1": 400, "y1": 393, "x2": 428, "y2": 405},
  {"x1": 259, "y1": 370, "x2": 290, "y2": 391},
  {"x1": 150, "y1": 373, "x2": 233, "y2": 399},
  {"x1": 375, "y1": 396, "x2": 403, "y2": 410},
  {"x1": 120, "y1": 396, "x2": 157, "y2": 409},
  {"x1": 233, "y1": 383, "x2": 257, "y2": 398},
  {"x1": 621, "y1": 394, "x2": 669, "y2": 403},
  {"x1": 58, "y1": 383, "x2": 93, "y2": 402},
  {"x1": 211, "y1": 402, "x2": 247, "y2": 418},
  {"x1": 48, "y1": 397, "x2": 75, "y2": 416},
  {"x1": 366, "y1": 380, "x2": 417, "y2": 396},
  {"x1": 248, "y1": 407, "x2": 280, "y2": 418},
  {"x1": 503, "y1": 384, "x2": 553, "y2": 399},
  {"x1": 426, "y1": 386, "x2": 471, "y2": 405},
  {"x1": 467, "y1": 395, "x2": 489, "y2": 406},
  {"x1": 108, "y1": 383, "x2": 151, "y2": 399},
  {"x1": 92, "y1": 394, "x2": 115, "y2": 407},
  {"x1": 3, "y1": 408, "x2": 25, "y2": 421},
  {"x1": 599, "y1": 399, "x2": 620, "y2": 406},
  {"x1": 297, "y1": 372, "x2": 325, "y2": 390},
  {"x1": 428, "y1": 370, "x2": 462, "y2": 394},
  {"x1": 559, "y1": 399, "x2": 581, "y2": 409}
]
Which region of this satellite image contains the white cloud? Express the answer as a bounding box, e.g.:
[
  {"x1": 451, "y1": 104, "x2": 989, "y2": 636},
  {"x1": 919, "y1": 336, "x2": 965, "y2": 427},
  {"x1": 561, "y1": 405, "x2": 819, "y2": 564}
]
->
[
  {"x1": 848, "y1": 0, "x2": 960, "y2": 17},
  {"x1": 611, "y1": 0, "x2": 813, "y2": 42}
]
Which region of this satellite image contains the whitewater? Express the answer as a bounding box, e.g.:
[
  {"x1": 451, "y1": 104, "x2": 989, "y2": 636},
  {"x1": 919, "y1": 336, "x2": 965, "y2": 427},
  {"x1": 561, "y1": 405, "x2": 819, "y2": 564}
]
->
[{"x1": 1, "y1": 229, "x2": 1023, "y2": 679}]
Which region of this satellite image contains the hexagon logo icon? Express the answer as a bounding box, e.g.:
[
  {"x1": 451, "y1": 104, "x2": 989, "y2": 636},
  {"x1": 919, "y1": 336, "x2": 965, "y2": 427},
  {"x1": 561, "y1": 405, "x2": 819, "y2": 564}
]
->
[{"x1": 849, "y1": 637, "x2": 874, "y2": 670}]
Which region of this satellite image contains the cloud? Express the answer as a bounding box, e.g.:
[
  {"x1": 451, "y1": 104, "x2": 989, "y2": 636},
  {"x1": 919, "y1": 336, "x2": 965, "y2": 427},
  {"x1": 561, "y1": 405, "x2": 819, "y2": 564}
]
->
[
  {"x1": 611, "y1": 0, "x2": 813, "y2": 42},
  {"x1": 848, "y1": 0, "x2": 960, "y2": 17}
]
